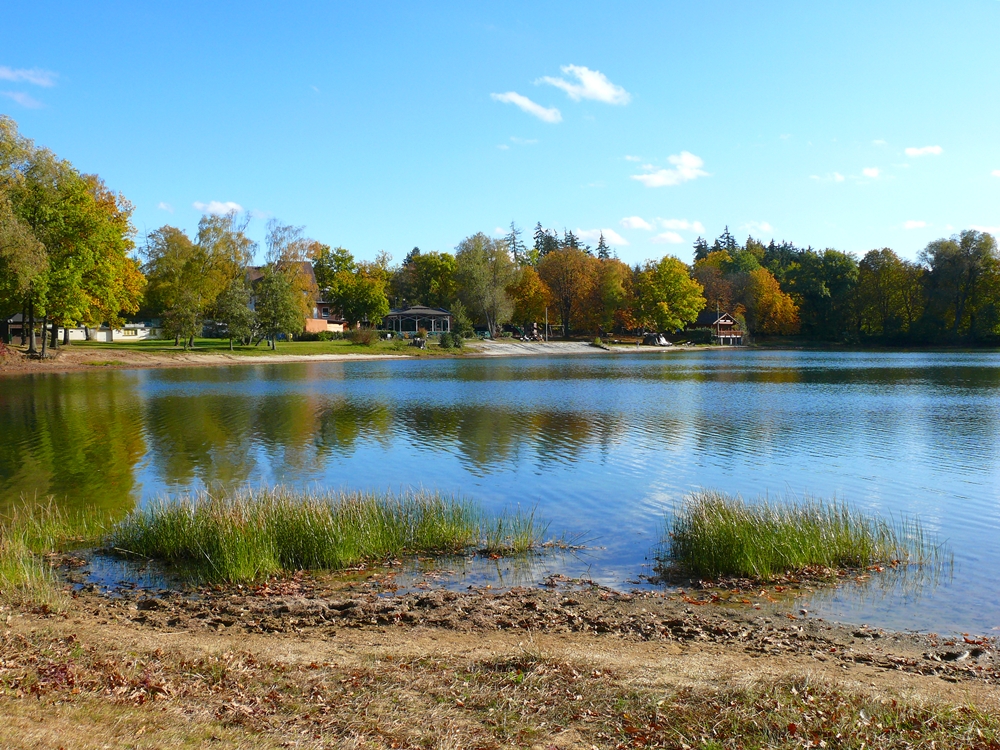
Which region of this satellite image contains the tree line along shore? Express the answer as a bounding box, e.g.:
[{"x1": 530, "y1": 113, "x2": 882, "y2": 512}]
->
[{"x1": 4, "y1": 114, "x2": 1000, "y2": 359}]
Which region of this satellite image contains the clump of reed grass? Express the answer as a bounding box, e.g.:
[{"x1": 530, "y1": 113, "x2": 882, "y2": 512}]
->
[
  {"x1": 107, "y1": 487, "x2": 544, "y2": 583},
  {"x1": 662, "y1": 490, "x2": 942, "y2": 581},
  {"x1": 0, "y1": 500, "x2": 107, "y2": 607}
]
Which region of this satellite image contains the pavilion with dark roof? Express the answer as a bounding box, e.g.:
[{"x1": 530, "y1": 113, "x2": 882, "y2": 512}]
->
[{"x1": 381, "y1": 305, "x2": 453, "y2": 334}]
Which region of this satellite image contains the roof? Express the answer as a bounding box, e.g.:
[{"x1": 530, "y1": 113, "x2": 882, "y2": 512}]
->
[
  {"x1": 692, "y1": 310, "x2": 738, "y2": 327},
  {"x1": 247, "y1": 261, "x2": 317, "y2": 284},
  {"x1": 384, "y1": 305, "x2": 453, "y2": 317}
]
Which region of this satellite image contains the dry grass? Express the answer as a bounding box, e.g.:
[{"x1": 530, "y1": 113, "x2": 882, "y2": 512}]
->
[{"x1": 0, "y1": 625, "x2": 997, "y2": 750}]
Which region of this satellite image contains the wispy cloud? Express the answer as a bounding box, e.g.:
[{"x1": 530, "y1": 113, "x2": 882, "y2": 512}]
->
[
  {"x1": 659, "y1": 219, "x2": 705, "y2": 233},
  {"x1": 620, "y1": 216, "x2": 652, "y2": 230},
  {"x1": 862, "y1": 167, "x2": 881, "y2": 179},
  {"x1": 624, "y1": 155, "x2": 642, "y2": 162},
  {"x1": 0, "y1": 66, "x2": 57, "y2": 87},
  {"x1": 992, "y1": 169, "x2": 1000, "y2": 178},
  {"x1": 490, "y1": 91, "x2": 561, "y2": 123},
  {"x1": 744, "y1": 221, "x2": 773, "y2": 234},
  {"x1": 157, "y1": 202, "x2": 174, "y2": 213},
  {"x1": 509, "y1": 136, "x2": 538, "y2": 145},
  {"x1": 631, "y1": 151, "x2": 708, "y2": 188},
  {"x1": 651, "y1": 231, "x2": 685, "y2": 244},
  {"x1": 873, "y1": 139, "x2": 887, "y2": 146},
  {"x1": 1, "y1": 91, "x2": 43, "y2": 108},
  {"x1": 971, "y1": 225, "x2": 1000, "y2": 234},
  {"x1": 810, "y1": 172, "x2": 845, "y2": 182},
  {"x1": 538, "y1": 65, "x2": 630, "y2": 105},
  {"x1": 496, "y1": 144, "x2": 509, "y2": 150},
  {"x1": 904, "y1": 220, "x2": 927, "y2": 230},
  {"x1": 905, "y1": 145, "x2": 942, "y2": 157},
  {"x1": 578, "y1": 228, "x2": 629, "y2": 246},
  {"x1": 193, "y1": 200, "x2": 243, "y2": 215}
]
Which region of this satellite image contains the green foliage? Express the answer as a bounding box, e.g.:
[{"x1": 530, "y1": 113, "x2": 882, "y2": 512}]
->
[
  {"x1": 633, "y1": 255, "x2": 705, "y2": 331},
  {"x1": 346, "y1": 328, "x2": 378, "y2": 346},
  {"x1": 449, "y1": 299, "x2": 475, "y2": 337},
  {"x1": 254, "y1": 264, "x2": 304, "y2": 348},
  {"x1": 663, "y1": 491, "x2": 942, "y2": 580},
  {"x1": 107, "y1": 487, "x2": 544, "y2": 583},
  {"x1": 211, "y1": 276, "x2": 255, "y2": 346},
  {"x1": 920, "y1": 230, "x2": 1000, "y2": 340},
  {"x1": 455, "y1": 233, "x2": 518, "y2": 338}
]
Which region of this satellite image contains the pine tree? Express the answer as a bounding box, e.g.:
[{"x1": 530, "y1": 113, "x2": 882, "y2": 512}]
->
[
  {"x1": 597, "y1": 232, "x2": 611, "y2": 260},
  {"x1": 693, "y1": 236, "x2": 710, "y2": 261},
  {"x1": 504, "y1": 221, "x2": 527, "y2": 265},
  {"x1": 533, "y1": 222, "x2": 546, "y2": 255},
  {"x1": 563, "y1": 229, "x2": 580, "y2": 250}
]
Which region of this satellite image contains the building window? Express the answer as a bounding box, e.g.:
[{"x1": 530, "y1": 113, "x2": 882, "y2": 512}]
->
[{"x1": 322, "y1": 308, "x2": 329, "y2": 318}]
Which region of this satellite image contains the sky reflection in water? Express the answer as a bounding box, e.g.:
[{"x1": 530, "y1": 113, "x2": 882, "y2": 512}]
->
[{"x1": 1, "y1": 350, "x2": 999, "y2": 634}]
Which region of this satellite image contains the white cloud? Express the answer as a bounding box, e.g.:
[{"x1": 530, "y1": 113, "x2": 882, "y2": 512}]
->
[
  {"x1": 659, "y1": 218, "x2": 705, "y2": 233},
  {"x1": 620, "y1": 216, "x2": 652, "y2": 230},
  {"x1": 971, "y1": 225, "x2": 1000, "y2": 234},
  {"x1": 631, "y1": 151, "x2": 708, "y2": 188},
  {"x1": 538, "y1": 65, "x2": 630, "y2": 105},
  {"x1": 862, "y1": 167, "x2": 880, "y2": 179},
  {"x1": 1, "y1": 91, "x2": 42, "y2": 108},
  {"x1": 903, "y1": 220, "x2": 927, "y2": 230},
  {"x1": 577, "y1": 228, "x2": 629, "y2": 246},
  {"x1": 0, "y1": 66, "x2": 57, "y2": 87},
  {"x1": 510, "y1": 136, "x2": 538, "y2": 145},
  {"x1": 992, "y1": 169, "x2": 1000, "y2": 177},
  {"x1": 624, "y1": 155, "x2": 642, "y2": 162},
  {"x1": 490, "y1": 91, "x2": 561, "y2": 123},
  {"x1": 494, "y1": 227, "x2": 505, "y2": 235},
  {"x1": 157, "y1": 202, "x2": 174, "y2": 213},
  {"x1": 744, "y1": 221, "x2": 773, "y2": 234},
  {"x1": 496, "y1": 144, "x2": 509, "y2": 150},
  {"x1": 905, "y1": 145, "x2": 943, "y2": 157},
  {"x1": 651, "y1": 231, "x2": 685, "y2": 244},
  {"x1": 193, "y1": 200, "x2": 243, "y2": 215},
  {"x1": 780, "y1": 133, "x2": 791, "y2": 140},
  {"x1": 873, "y1": 139, "x2": 887, "y2": 146},
  {"x1": 809, "y1": 172, "x2": 845, "y2": 182}
]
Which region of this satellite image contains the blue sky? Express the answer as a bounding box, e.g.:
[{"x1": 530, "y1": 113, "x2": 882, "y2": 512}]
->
[{"x1": 3, "y1": 1, "x2": 1000, "y2": 265}]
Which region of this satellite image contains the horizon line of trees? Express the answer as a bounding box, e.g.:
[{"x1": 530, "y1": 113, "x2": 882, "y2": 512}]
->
[{"x1": 6, "y1": 114, "x2": 1000, "y2": 348}]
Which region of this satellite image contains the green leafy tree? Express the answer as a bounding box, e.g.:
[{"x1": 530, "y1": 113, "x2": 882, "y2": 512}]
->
[
  {"x1": 254, "y1": 264, "x2": 303, "y2": 349},
  {"x1": 455, "y1": 232, "x2": 518, "y2": 338},
  {"x1": 920, "y1": 230, "x2": 1000, "y2": 340},
  {"x1": 786, "y1": 249, "x2": 859, "y2": 340},
  {"x1": 633, "y1": 255, "x2": 705, "y2": 331},
  {"x1": 537, "y1": 247, "x2": 598, "y2": 336},
  {"x1": 212, "y1": 277, "x2": 255, "y2": 349}
]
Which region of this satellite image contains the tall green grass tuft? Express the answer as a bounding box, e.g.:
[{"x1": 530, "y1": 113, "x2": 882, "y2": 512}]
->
[
  {"x1": 663, "y1": 490, "x2": 943, "y2": 581},
  {"x1": 0, "y1": 500, "x2": 107, "y2": 607},
  {"x1": 107, "y1": 487, "x2": 544, "y2": 583}
]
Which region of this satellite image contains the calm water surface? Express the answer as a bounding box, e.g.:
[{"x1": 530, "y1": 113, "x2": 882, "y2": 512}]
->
[{"x1": 2, "y1": 350, "x2": 999, "y2": 635}]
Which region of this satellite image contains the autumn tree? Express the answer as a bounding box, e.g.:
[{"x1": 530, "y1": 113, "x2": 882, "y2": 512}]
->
[
  {"x1": 743, "y1": 267, "x2": 799, "y2": 335},
  {"x1": 537, "y1": 247, "x2": 598, "y2": 336},
  {"x1": 507, "y1": 265, "x2": 549, "y2": 329},
  {"x1": 633, "y1": 255, "x2": 705, "y2": 331}
]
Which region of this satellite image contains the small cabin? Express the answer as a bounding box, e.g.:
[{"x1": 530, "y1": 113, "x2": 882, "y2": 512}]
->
[
  {"x1": 382, "y1": 305, "x2": 453, "y2": 334},
  {"x1": 688, "y1": 310, "x2": 744, "y2": 345}
]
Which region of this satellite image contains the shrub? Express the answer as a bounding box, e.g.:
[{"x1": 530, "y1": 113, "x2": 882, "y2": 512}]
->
[
  {"x1": 593, "y1": 336, "x2": 602, "y2": 346},
  {"x1": 439, "y1": 333, "x2": 453, "y2": 348},
  {"x1": 417, "y1": 327, "x2": 428, "y2": 340},
  {"x1": 346, "y1": 328, "x2": 377, "y2": 346}
]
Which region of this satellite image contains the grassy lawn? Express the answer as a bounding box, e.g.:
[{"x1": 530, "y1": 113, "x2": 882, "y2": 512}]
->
[{"x1": 65, "y1": 337, "x2": 468, "y2": 357}]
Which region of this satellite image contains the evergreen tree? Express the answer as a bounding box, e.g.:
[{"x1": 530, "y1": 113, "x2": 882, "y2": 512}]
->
[
  {"x1": 693, "y1": 236, "x2": 710, "y2": 261},
  {"x1": 563, "y1": 229, "x2": 580, "y2": 250},
  {"x1": 596, "y1": 232, "x2": 611, "y2": 260},
  {"x1": 504, "y1": 221, "x2": 527, "y2": 265},
  {"x1": 533, "y1": 222, "x2": 546, "y2": 255}
]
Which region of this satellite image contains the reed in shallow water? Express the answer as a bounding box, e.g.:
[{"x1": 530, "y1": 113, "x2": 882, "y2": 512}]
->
[
  {"x1": 107, "y1": 487, "x2": 544, "y2": 582},
  {"x1": 662, "y1": 490, "x2": 944, "y2": 581}
]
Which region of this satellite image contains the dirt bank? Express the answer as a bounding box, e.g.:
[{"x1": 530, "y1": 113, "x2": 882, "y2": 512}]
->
[{"x1": 0, "y1": 347, "x2": 405, "y2": 377}]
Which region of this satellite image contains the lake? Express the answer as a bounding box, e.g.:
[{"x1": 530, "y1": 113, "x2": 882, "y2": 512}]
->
[{"x1": 2, "y1": 349, "x2": 999, "y2": 635}]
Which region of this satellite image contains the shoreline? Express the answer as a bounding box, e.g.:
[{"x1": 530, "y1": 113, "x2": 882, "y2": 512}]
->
[{"x1": 0, "y1": 339, "x2": 705, "y2": 377}]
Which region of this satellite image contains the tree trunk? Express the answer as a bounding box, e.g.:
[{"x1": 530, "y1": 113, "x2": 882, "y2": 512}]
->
[
  {"x1": 51, "y1": 321, "x2": 59, "y2": 349},
  {"x1": 188, "y1": 335, "x2": 194, "y2": 349},
  {"x1": 174, "y1": 334, "x2": 179, "y2": 347},
  {"x1": 84, "y1": 325, "x2": 91, "y2": 341},
  {"x1": 27, "y1": 299, "x2": 37, "y2": 354},
  {"x1": 63, "y1": 325, "x2": 70, "y2": 345},
  {"x1": 229, "y1": 337, "x2": 234, "y2": 351},
  {"x1": 41, "y1": 316, "x2": 48, "y2": 358}
]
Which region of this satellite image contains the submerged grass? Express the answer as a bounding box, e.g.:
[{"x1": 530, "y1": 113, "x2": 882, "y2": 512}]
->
[
  {"x1": 663, "y1": 490, "x2": 944, "y2": 581},
  {"x1": 107, "y1": 487, "x2": 544, "y2": 583},
  {"x1": 0, "y1": 500, "x2": 107, "y2": 607}
]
